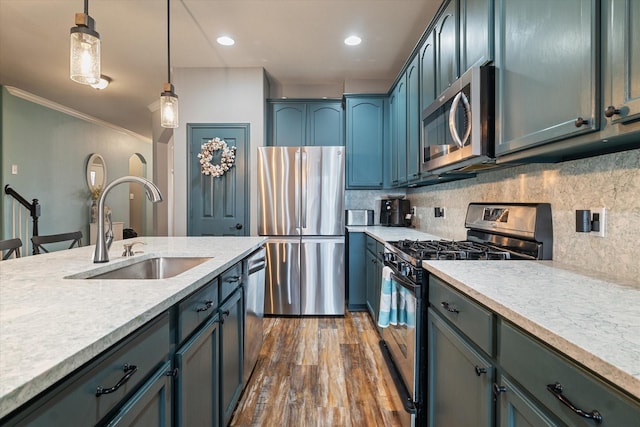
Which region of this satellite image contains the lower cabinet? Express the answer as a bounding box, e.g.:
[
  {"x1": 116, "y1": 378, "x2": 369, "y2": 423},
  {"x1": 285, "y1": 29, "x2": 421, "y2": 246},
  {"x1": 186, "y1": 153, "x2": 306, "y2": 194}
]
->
[
  {"x1": 1, "y1": 313, "x2": 171, "y2": 427},
  {"x1": 495, "y1": 375, "x2": 560, "y2": 427},
  {"x1": 219, "y1": 287, "x2": 244, "y2": 427},
  {"x1": 175, "y1": 314, "x2": 221, "y2": 427},
  {"x1": 365, "y1": 236, "x2": 383, "y2": 324},
  {"x1": 105, "y1": 360, "x2": 174, "y2": 427},
  {"x1": 427, "y1": 308, "x2": 494, "y2": 427},
  {"x1": 428, "y1": 274, "x2": 640, "y2": 427},
  {"x1": 346, "y1": 231, "x2": 367, "y2": 311}
]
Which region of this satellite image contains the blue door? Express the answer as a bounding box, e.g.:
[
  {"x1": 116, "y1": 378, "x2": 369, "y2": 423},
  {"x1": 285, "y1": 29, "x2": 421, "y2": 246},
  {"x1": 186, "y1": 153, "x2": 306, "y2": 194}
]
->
[{"x1": 188, "y1": 124, "x2": 249, "y2": 236}]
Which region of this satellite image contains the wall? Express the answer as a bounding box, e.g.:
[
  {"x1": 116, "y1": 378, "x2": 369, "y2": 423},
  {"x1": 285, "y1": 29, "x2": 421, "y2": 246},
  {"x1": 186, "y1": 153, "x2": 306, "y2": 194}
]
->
[
  {"x1": 404, "y1": 148, "x2": 640, "y2": 285},
  {"x1": 171, "y1": 67, "x2": 268, "y2": 236},
  {"x1": 0, "y1": 86, "x2": 153, "y2": 252}
]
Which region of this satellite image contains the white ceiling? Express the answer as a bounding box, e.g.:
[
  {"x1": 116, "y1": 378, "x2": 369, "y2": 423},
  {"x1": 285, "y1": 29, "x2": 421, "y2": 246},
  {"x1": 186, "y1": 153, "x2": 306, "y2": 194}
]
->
[{"x1": 0, "y1": 0, "x2": 441, "y2": 138}]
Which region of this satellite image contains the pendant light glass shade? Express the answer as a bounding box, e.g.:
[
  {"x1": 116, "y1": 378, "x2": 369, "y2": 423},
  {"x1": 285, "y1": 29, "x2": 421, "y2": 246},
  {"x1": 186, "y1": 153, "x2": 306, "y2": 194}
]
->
[
  {"x1": 160, "y1": 83, "x2": 179, "y2": 128},
  {"x1": 70, "y1": 12, "x2": 100, "y2": 85}
]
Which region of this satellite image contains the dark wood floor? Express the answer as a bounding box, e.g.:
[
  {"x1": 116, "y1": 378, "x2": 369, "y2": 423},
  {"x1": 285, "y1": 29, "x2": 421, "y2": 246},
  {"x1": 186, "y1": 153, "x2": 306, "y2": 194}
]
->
[{"x1": 230, "y1": 311, "x2": 405, "y2": 427}]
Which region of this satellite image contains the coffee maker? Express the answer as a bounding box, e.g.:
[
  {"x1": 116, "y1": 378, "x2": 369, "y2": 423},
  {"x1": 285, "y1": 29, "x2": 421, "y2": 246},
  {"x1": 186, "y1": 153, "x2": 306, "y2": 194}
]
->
[{"x1": 380, "y1": 198, "x2": 412, "y2": 227}]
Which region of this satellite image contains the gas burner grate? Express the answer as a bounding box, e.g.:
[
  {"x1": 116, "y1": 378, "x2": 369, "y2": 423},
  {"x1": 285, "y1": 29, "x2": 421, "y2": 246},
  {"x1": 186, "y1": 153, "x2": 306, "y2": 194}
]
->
[{"x1": 392, "y1": 239, "x2": 512, "y2": 261}]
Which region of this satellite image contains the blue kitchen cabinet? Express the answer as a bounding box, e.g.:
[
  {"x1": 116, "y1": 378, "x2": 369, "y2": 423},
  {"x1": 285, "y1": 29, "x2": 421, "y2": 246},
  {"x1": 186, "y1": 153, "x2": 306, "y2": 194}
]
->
[
  {"x1": 365, "y1": 236, "x2": 383, "y2": 324},
  {"x1": 219, "y1": 285, "x2": 244, "y2": 427},
  {"x1": 345, "y1": 95, "x2": 386, "y2": 189},
  {"x1": 1, "y1": 313, "x2": 171, "y2": 427},
  {"x1": 427, "y1": 308, "x2": 495, "y2": 427},
  {"x1": 268, "y1": 100, "x2": 343, "y2": 146},
  {"x1": 347, "y1": 231, "x2": 367, "y2": 311},
  {"x1": 269, "y1": 102, "x2": 306, "y2": 146},
  {"x1": 460, "y1": 0, "x2": 494, "y2": 71},
  {"x1": 420, "y1": 29, "x2": 437, "y2": 111},
  {"x1": 175, "y1": 313, "x2": 221, "y2": 427},
  {"x1": 406, "y1": 55, "x2": 421, "y2": 183},
  {"x1": 494, "y1": 0, "x2": 598, "y2": 156},
  {"x1": 496, "y1": 375, "x2": 560, "y2": 427},
  {"x1": 105, "y1": 360, "x2": 174, "y2": 427},
  {"x1": 603, "y1": 0, "x2": 640, "y2": 125},
  {"x1": 390, "y1": 74, "x2": 408, "y2": 187},
  {"x1": 498, "y1": 320, "x2": 640, "y2": 427},
  {"x1": 307, "y1": 102, "x2": 344, "y2": 146},
  {"x1": 436, "y1": 0, "x2": 459, "y2": 97}
]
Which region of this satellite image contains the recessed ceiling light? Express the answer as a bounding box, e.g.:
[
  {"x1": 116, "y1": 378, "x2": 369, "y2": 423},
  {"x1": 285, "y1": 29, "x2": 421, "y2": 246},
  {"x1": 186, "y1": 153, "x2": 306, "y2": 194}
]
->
[
  {"x1": 344, "y1": 35, "x2": 362, "y2": 46},
  {"x1": 217, "y1": 36, "x2": 235, "y2": 46}
]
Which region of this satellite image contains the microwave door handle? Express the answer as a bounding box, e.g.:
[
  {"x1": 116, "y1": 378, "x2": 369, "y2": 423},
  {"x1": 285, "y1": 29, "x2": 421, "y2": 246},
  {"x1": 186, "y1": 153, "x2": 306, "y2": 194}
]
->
[{"x1": 449, "y1": 91, "x2": 472, "y2": 148}]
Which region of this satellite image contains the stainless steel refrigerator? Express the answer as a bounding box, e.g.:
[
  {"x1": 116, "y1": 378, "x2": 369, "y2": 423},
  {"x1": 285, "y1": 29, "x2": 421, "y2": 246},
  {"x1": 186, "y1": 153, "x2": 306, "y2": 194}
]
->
[{"x1": 258, "y1": 146, "x2": 345, "y2": 316}]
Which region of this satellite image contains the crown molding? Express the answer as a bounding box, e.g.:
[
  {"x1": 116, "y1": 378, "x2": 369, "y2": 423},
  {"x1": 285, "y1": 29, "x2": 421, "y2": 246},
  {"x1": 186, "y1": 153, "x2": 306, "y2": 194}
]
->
[{"x1": 4, "y1": 86, "x2": 151, "y2": 143}]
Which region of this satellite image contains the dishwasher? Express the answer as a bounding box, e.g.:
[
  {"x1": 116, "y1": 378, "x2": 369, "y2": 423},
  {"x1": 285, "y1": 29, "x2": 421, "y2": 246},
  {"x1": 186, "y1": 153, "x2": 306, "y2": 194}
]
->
[{"x1": 243, "y1": 246, "x2": 266, "y2": 385}]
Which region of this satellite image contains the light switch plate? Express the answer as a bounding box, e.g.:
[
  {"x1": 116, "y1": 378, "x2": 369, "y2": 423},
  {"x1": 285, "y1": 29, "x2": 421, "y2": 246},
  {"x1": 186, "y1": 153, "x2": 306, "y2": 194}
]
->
[
  {"x1": 590, "y1": 207, "x2": 606, "y2": 238},
  {"x1": 11, "y1": 164, "x2": 18, "y2": 175}
]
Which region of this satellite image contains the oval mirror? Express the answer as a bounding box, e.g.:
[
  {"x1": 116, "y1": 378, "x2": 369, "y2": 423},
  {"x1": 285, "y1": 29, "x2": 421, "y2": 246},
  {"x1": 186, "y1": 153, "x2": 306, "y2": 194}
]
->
[{"x1": 86, "y1": 153, "x2": 107, "y2": 196}]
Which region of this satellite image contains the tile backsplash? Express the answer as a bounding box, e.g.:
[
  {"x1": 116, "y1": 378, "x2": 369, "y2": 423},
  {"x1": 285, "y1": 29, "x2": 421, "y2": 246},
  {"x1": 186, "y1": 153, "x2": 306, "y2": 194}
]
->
[{"x1": 346, "y1": 148, "x2": 640, "y2": 285}]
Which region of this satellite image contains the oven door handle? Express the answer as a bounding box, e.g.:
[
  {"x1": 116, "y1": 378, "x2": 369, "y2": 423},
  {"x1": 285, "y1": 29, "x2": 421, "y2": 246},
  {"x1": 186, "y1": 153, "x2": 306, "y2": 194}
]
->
[
  {"x1": 449, "y1": 91, "x2": 472, "y2": 148},
  {"x1": 390, "y1": 271, "x2": 419, "y2": 294}
]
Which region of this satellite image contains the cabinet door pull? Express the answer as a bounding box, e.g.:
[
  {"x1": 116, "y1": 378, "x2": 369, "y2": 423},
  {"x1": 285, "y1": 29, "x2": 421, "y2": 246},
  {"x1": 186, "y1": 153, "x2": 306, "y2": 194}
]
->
[
  {"x1": 166, "y1": 367, "x2": 179, "y2": 377},
  {"x1": 575, "y1": 117, "x2": 589, "y2": 127},
  {"x1": 96, "y1": 364, "x2": 138, "y2": 396},
  {"x1": 226, "y1": 276, "x2": 240, "y2": 283},
  {"x1": 546, "y1": 382, "x2": 603, "y2": 424},
  {"x1": 196, "y1": 300, "x2": 214, "y2": 313},
  {"x1": 493, "y1": 383, "x2": 507, "y2": 398},
  {"x1": 474, "y1": 366, "x2": 487, "y2": 376},
  {"x1": 441, "y1": 301, "x2": 460, "y2": 314},
  {"x1": 220, "y1": 309, "x2": 231, "y2": 324},
  {"x1": 604, "y1": 105, "x2": 621, "y2": 118}
]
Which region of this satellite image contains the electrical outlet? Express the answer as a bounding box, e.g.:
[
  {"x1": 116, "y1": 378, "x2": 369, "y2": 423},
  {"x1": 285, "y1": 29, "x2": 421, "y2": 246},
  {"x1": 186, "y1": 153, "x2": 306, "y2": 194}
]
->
[
  {"x1": 434, "y1": 207, "x2": 445, "y2": 218},
  {"x1": 590, "y1": 207, "x2": 606, "y2": 238}
]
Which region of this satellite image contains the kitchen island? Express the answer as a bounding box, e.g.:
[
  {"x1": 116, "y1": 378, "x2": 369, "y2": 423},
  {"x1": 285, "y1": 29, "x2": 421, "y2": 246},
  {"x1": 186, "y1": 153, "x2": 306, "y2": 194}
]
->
[
  {"x1": 352, "y1": 226, "x2": 640, "y2": 403},
  {"x1": 0, "y1": 236, "x2": 266, "y2": 420}
]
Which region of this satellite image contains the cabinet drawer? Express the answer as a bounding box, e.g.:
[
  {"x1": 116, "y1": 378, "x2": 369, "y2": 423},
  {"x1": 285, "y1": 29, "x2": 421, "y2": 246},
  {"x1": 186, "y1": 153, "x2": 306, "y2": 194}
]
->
[
  {"x1": 177, "y1": 277, "x2": 219, "y2": 345},
  {"x1": 429, "y1": 276, "x2": 493, "y2": 355},
  {"x1": 220, "y1": 262, "x2": 242, "y2": 303},
  {"x1": 365, "y1": 235, "x2": 378, "y2": 254},
  {"x1": 499, "y1": 320, "x2": 640, "y2": 427},
  {"x1": 4, "y1": 313, "x2": 170, "y2": 426}
]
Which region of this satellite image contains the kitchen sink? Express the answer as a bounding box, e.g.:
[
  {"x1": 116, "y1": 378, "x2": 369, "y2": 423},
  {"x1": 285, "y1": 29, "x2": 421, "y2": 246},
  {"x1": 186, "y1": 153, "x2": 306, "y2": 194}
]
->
[{"x1": 72, "y1": 257, "x2": 213, "y2": 280}]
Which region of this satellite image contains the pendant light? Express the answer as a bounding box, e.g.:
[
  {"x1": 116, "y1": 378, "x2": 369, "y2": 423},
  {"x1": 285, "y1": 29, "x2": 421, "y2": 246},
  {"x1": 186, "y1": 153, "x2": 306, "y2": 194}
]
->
[
  {"x1": 69, "y1": 0, "x2": 100, "y2": 85},
  {"x1": 160, "y1": 0, "x2": 179, "y2": 128}
]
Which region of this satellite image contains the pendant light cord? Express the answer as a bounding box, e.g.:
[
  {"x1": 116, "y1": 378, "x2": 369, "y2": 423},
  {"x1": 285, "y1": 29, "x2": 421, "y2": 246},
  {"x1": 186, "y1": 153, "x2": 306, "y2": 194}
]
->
[
  {"x1": 167, "y1": 0, "x2": 171, "y2": 85},
  {"x1": 84, "y1": 0, "x2": 89, "y2": 14}
]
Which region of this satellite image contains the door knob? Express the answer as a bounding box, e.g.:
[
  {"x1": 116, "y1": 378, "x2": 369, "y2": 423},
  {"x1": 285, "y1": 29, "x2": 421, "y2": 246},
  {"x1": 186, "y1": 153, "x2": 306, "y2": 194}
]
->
[
  {"x1": 235, "y1": 223, "x2": 243, "y2": 230},
  {"x1": 604, "y1": 105, "x2": 621, "y2": 118}
]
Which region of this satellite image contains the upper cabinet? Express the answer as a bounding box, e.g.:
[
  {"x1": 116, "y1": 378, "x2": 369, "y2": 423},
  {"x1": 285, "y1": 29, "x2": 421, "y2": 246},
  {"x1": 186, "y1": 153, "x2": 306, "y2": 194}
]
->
[
  {"x1": 390, "y1": 75, "x2": 408, "y2": 187},
  {"x1": 604, "y1": 0, "x2": 640, "y2": 125},
  {"x1": 460, "y1": 0, "x2": 494, "y2": 71},
  {"x1": 494, "y1": 0, "x2": 598, "y2": 156},
  {"x1": 436, "y1": 0, "x2": 459, "y2": 96},
  {"x1": 345, "y1": 95, "x2": 386, "y2": 189},
  {"x1": 406, "y1": 55, "x2": 421, "y2": 183},
  {"x1": 268, "y1": 100, "x2": 343, "y2": 146}
]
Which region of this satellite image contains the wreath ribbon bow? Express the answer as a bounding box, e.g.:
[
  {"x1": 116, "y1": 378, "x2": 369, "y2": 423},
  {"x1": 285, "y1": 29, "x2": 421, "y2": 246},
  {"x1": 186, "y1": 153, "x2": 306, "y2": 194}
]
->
[{"x1": 198, "y1": 137, "x2": 237, "y2": 177}]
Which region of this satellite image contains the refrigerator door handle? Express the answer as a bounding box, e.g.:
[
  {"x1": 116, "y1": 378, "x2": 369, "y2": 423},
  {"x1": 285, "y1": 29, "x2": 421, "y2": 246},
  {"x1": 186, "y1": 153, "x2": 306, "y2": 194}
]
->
[
  {"x1": 301, "y1": 150, "x2": 308, "y2": 229},
  {"x1": 294, "y1": 149, "x2": 301, "y2": 230}
]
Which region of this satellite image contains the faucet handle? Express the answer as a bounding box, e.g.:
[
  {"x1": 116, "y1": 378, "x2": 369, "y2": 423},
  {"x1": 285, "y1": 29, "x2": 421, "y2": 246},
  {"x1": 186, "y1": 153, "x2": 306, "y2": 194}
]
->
[{"x1": 122, "y1": 241, "x2": 146, "y2": 257}]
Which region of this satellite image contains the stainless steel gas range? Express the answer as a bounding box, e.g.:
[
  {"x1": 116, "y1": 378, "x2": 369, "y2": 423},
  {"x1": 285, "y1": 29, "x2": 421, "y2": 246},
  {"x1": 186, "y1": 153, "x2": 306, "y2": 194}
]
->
[{"x1": 379, "y1": 203, "x2": 553, "y2": 427}]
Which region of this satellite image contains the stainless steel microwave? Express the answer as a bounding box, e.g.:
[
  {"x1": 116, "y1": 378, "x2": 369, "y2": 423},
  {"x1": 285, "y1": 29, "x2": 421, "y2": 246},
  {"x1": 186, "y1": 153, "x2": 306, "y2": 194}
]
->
[{"x1": 421, "y1": 65, "x2": 495, "y2": 174}]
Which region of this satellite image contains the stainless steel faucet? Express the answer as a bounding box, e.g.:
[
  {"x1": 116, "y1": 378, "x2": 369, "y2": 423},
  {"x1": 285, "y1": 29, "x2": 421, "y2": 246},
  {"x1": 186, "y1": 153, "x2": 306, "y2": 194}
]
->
[{"x1": 93, "y1": 176, "x2": 163, "y2": 263}]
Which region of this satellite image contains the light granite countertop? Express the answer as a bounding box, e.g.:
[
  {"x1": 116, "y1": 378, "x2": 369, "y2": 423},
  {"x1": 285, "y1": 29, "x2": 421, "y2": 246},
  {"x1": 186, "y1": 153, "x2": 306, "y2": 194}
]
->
[
  {"x1": 0, "y1": 236, "x2": 266, "y2": 419},
  {"x1": 349, "y1": 226, "x2": 640, "y2": 401}
]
